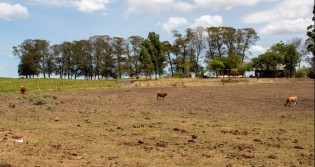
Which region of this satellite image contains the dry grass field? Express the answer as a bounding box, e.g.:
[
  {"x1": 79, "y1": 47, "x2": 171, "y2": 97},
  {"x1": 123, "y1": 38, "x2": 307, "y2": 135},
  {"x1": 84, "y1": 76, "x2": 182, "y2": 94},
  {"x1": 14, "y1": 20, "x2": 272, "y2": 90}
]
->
[{"x1": 0, "y1": 78, "x2": 314, "y2": 167}]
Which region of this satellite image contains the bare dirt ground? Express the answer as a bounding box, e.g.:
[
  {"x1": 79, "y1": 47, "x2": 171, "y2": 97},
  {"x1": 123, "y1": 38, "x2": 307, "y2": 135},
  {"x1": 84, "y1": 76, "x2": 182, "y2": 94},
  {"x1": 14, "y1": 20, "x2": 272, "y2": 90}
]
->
[{"x1": 0, "y1": 79, "x2": 314, "y2": 167}]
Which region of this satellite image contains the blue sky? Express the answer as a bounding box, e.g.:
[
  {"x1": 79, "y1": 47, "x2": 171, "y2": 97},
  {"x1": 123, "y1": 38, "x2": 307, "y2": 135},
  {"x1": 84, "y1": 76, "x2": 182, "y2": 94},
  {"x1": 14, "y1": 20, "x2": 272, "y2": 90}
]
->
[{"x1": 0, "y1": 0, "x2": 313, "y2": 78}]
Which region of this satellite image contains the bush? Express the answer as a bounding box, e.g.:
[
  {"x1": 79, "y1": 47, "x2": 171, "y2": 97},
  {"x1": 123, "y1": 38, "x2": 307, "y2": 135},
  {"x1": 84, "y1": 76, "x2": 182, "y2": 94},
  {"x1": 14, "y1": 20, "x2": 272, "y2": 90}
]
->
[
  {"x1": 295, "y1": 66, "x2": 312, "y2": 78},
  {"x1": 308, "y1": 70, "x2": 315, "y2": 79},
  {"x1": 34, "y1": 99, "x2": 47, "y2": 105},
  {"x1": 173, "y1": 72, "x2": 185, "y2": 78},
  {"x1": 295, "y1": 71, "x2": 306, "y2": 78}
]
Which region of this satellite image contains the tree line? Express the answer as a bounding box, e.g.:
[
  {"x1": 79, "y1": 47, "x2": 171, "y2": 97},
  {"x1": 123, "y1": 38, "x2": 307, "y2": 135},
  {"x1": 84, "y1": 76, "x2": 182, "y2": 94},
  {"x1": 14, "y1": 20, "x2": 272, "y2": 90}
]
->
[{"x1": 12, "y1": 25, "x2": 314, "y2": 79}]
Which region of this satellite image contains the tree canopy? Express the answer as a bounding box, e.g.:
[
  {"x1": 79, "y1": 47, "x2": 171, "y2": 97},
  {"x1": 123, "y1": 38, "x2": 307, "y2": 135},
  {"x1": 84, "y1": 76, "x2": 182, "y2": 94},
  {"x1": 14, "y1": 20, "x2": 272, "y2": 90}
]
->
[
  {"x1": 12, "y1": 24, "x2": 311, "y2": 79},
  {"x1": 305, "y1": 4, "x2": 315, "y2": 78}
]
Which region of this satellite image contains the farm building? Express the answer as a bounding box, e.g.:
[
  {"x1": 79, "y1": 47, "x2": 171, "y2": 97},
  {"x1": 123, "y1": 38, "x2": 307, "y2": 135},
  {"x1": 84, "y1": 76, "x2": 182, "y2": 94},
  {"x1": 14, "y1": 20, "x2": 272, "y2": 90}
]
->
[
  {"x1": 214, "y1": 65, "x2": 290, "y2": 78},
  {"x1": 216, "y1": 69, "x2": 245, "y2": 78},
  {"x1": 253, "y1": 64, "x2": 287, "y2": 78}
]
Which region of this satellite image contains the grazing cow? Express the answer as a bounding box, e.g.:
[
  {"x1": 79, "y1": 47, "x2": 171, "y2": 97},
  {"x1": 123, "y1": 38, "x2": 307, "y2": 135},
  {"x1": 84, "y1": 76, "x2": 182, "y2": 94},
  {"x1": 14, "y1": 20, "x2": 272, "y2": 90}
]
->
[
  {"x1": 157, "y1": 92, "x2": 167, "y2": 100},
  {"x1": 284, "y1": 96, "x2": 297, "y2": 107},
  {"x1": 20, "y1": 85, "x2": 26, "y2": 94}
]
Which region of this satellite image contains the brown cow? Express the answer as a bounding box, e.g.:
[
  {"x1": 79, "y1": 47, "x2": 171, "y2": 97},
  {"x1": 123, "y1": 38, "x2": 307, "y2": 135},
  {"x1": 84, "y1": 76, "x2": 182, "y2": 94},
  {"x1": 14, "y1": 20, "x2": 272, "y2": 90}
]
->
[
  {"x1": 20, "y1": 85, "x2": 26, "y2": 94},
  {"x1": 157, "y1": 92, "x2": 167, "y2": 100},
  {"x1": 284, "y1": 96, "x2": 297, "y2": 107}
]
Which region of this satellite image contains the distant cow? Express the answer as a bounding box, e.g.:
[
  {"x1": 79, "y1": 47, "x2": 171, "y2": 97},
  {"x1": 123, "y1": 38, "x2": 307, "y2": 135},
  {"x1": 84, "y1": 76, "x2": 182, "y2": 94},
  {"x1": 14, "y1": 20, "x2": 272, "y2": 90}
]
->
[
  {"x1": 157, "y1": 92, "x2": 167, "y2": 100},
  {"x1": 20, "y1": 85, "x2": 26, "y2": 94},
  {"x1": 284, "y1": 96, "x2": 297, "y2": 107}
]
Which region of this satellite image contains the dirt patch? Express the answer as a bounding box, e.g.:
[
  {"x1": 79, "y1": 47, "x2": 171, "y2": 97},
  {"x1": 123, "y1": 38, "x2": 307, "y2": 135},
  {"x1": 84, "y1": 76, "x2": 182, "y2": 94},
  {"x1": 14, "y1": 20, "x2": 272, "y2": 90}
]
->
[{"x1": 0, "y1": 79, "x2": 314, "y2": 166}]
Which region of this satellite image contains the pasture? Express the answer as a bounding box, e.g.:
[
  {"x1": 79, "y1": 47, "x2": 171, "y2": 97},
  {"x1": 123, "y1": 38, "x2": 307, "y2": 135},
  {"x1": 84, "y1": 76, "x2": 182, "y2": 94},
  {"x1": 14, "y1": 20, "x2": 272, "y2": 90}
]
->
[{"x1": 0, "y1": 78, "x2": 314, "y2": 166}]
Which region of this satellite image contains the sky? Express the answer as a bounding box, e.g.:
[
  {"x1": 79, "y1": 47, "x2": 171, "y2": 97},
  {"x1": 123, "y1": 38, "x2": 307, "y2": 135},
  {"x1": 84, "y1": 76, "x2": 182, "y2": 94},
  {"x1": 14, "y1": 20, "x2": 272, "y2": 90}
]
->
[{"x1": 0, "y1": 0, "x2": 313, "y2": 78}]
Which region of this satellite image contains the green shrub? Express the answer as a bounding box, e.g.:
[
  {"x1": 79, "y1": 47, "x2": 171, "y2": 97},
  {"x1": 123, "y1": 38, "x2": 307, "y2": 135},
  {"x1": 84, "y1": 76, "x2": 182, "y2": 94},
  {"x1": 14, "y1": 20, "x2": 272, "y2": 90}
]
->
[
  {"x1": 173, "y1": 72, "x2": 184, "y2": 78},
  {"x1": 34, "y1": 99, "x2": 47, "y2": 105}
]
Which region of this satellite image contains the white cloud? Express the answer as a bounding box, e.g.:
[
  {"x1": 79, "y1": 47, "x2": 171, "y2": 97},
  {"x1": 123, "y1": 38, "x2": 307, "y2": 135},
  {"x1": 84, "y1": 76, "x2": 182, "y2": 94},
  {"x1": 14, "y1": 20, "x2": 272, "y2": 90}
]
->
[
  {"x1": 161, "y1": 17, "x2": 188, "y2": 33},
  {"x1": 192, "y1": 15, "x2": 223, "y2": 28},
  {"x1": 32, "y1": 0, "x2": 73, "y2": 6},
  {"x1": 241, "y1": 0, "x2": 312, "y2": 36},
  {"x1": 32, "y1": 0, "x2": 111, "y2": 13},
  {"x1": 241, "y1": 0, "x2": 312, "y2": 24},
  {"x1": 259, "y1": 18, "x2": 313, "y2": 35},
  {"x1": 127, "y1": 0, "x2": 195, "y2": 14},
  {"x1": 249, "y1": 45, "x2": 266, "y2": 56},
  {"x1": 175, "y1": 1, "x2": 196, "y2": 12},
  {"x1": 161, "y1": 15, "x2": 223, "y2": 34},
  {"x1": 0, "y1": 3, "x2": 29, "y2": 20},
  {"x1": 194, "y1": 0, "x2": 260, "y2": 10},
  {"x1": 76, "y1": 0, "x2": 109, "y2": 12}
]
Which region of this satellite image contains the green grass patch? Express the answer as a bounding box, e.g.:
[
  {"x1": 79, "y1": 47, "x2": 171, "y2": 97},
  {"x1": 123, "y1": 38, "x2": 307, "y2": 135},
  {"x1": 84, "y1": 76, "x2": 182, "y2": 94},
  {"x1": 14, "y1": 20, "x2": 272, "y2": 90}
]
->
[
  {"x1": 0, "y1": 78, "x2": 116, "y2": 93},
  {"x1": 33, "y1": 98, "x2": 47, "y2": 105}
]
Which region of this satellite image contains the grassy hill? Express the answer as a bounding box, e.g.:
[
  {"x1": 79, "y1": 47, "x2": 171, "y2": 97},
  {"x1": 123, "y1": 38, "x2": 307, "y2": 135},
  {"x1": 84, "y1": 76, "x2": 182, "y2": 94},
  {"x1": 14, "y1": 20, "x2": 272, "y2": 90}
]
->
[
  {"x1": 0, "y1": 78, "x2": 116, "y2": 93},
  {"x1": 1, "y1": 77, "x2": 313, "y2": 93}
]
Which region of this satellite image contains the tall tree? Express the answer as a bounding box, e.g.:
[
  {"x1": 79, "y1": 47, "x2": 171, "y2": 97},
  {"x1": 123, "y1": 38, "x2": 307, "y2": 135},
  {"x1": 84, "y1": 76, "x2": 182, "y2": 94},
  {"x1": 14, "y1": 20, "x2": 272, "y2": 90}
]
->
[
  {"x1": 162, "y1": 41, "x2": 174, "y2": 77},
  {"x1": 35, "y1": 39, "x2": 51, "y2": 78},
  {"x1": 186, "y1": 28, "x2": 197, "y2": 75},
  {"x1": 268, "y1": 41, "x2": 288, "y2": 56},
  {"x1": 206, "y1": 27, "x2": 226, "y2": 60},
  {"x1": 57, "y1": 41, "x2": 74, "y2": 79},
  {"x1": 51, "y1": 44, "x2": 63, "y2": 78},
  {"x1": 100, "y1": 36, "x2": 115, "y2": 79},
  {"x1": 221, "y1": 27, "x2": 236, "y2": 57},
  {"x1": 13, "y1": 39, "x2": 41, "y2": 78},
  {"x1": 89, "y1": 35, "x2": 110, "y2": 79},
  {"x1": 171, "y1": 30, "x2": 190, "y2": 77},
  {"x1": 112, "y1": 37, "x2": 127, "y2": 79},
  {"x1": 269, "y1": 41, "x2": 300, "y2": 77},
  {"x1": 288, "y1": 37, "x2": 308, "y2": 69},
  {"x1": 306, "y1": 4, "x2": 315, "y2": 78},
  {"x1": 190, "y1": 27, "x2": 207, "y2": 75},
  {"x1": 283, "y1": 44, "x2": 299, "y2": 77},
  {"x1": 234, "y1": 29, "x2": 244, "y2": 57},
  {"x1": 72, "y1": 40, "x2": 93, "y2": 79},
  {"x1": 46, "y1": 46, "x2": 56, "y2": 78},
  {"x1": 238, "y1": 28, "x2": 259, "y2": 61},
  {"x1": 126, "y1": 36, "x2": 144, "y2": 77},
  {"x1": 205, "y1": 27, "x2": 259, "y2": 62},
  {"x1": 147, "y1": 32, "x2": 166, "y2": 79},
  {"x1": 139, "y1": 42, "x2": 154, "y2": 79}
]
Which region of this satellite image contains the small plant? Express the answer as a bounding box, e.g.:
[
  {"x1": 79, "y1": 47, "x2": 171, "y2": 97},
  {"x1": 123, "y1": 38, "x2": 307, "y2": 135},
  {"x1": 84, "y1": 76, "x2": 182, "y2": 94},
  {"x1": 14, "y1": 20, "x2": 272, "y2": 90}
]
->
[
  {"x1": 82, "y1": 106, "x2": 91, "y2": 114},
  {"x1": 188, "y1": 108, "x2": 196, "y2": 115},
  {"x1": 28, "y1": 95, "x2": 36, "y2": 102},
  {"x1": 9, "y1": 103, "x2": 15, "y2": 108},
  {"x1": 34, "y1": 99, "x2": 47, "y2": 105},
  {"x1": 108, "y1": 95, "x2": 118, "y2": 102},
  {"x1": 42, "y1": 94, "x2": 57, "y2": 99},
  {"x1": 47, "y1": 105, "x2": 53, "y2": 110},
  {"x1": 85, "y1": 107, "x2": 89, "y2": 112}
]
